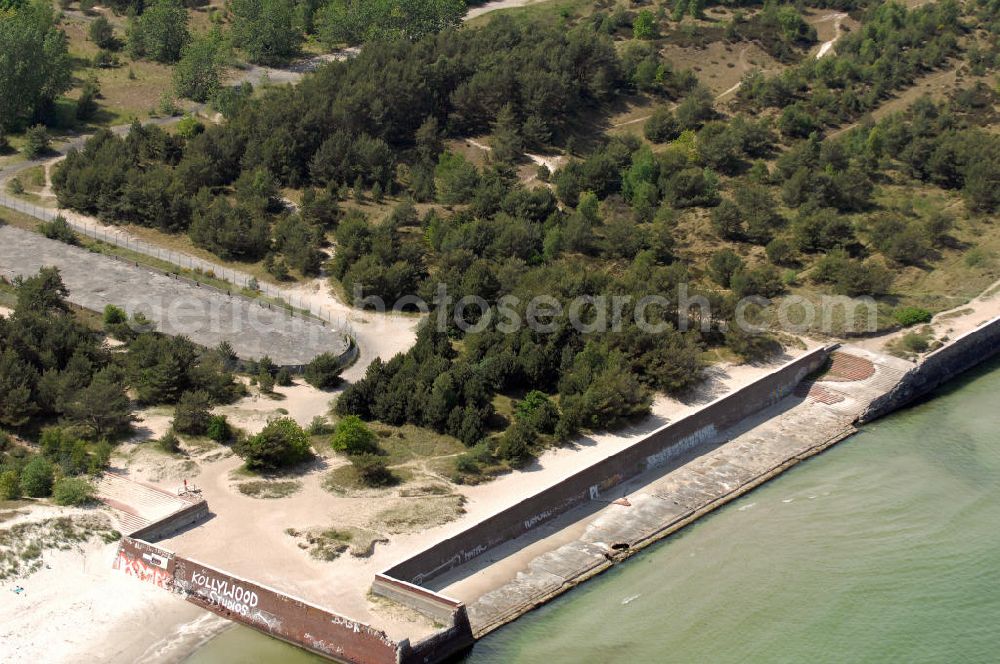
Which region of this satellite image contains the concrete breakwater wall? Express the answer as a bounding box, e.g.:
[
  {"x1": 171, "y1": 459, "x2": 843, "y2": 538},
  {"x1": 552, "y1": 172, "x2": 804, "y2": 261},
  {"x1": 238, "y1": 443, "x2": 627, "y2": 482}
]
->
[
  {"x1": 128, "y1": 500, "x2": 210, "y2": 541},
  {"x1": 859, "y1": 314, "x2": 1000, "y2": 423},
  {"x1": 114, "y1": 536, "x2": 474, "y2": 663},
  {"x1": 382, "y1": 346, "x2": 833, "y2": 587}
]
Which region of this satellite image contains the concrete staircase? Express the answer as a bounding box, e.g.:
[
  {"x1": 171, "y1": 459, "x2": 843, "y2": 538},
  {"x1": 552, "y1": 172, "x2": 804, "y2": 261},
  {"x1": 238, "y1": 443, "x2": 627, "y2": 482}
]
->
[
  {"x1": 795, "y1": 347, "x2": 912, "y2": 414},
  {"x1": 96, "y1": 473, "x2": 195, "y2": 535}
]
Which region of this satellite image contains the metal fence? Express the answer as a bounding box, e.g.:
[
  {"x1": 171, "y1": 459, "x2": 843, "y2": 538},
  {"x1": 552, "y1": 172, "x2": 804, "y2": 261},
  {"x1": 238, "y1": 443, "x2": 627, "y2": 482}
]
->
[{"x1": 0, "y1": 193, "x2": 356, "y2": 346}]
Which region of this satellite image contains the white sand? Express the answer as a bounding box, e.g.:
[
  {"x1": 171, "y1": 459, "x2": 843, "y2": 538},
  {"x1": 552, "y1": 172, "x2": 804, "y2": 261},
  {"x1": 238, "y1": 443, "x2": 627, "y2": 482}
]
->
[{"x1": 0, "y1": 504, "x2": 217, "y2": 664}]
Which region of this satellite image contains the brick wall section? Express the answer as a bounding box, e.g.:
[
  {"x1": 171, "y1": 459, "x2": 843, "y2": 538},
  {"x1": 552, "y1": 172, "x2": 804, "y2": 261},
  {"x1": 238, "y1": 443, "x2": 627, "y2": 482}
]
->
[
  {"x1": 114, "y1": 537, "x2": 408, "y2": 663},
  {"x1": 173, "y1": 557, "x2": 400, "y2": 664},
  {"x1": 859, "y1": 315, "x2": 1000, "y2": 423},
  {"x1": 384, "y1": 346, "x2": 834, "y2": 586}
]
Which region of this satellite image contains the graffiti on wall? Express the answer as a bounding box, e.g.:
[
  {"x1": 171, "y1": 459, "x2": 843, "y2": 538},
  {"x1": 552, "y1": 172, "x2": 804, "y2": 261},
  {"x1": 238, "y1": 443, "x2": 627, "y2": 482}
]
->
[
  {"x1": 113, "y1": 546, "x2": 173, "y2": 589},
  {"x1": 185, "y1": 570, "x2": 280, "y2": 627},
  {"x1": 645, "y1": 424, "x2": 717, "y2": 470},
  {"x1": 589, "y1": 472, "x2": 624, "y2": 500}
]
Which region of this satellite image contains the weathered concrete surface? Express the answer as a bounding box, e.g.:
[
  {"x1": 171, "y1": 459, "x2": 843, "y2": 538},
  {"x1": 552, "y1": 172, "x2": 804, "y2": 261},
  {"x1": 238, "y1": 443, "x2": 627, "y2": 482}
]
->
[
  {"x1": 860, "y1": 314, "x2": 1000, "y2": 422},
  {"x1": 0, "y1": 225, "x2": 348, "y2": 366},
  {"x1": 433, "y1": 347, "x2": 910, "y2": 637}
]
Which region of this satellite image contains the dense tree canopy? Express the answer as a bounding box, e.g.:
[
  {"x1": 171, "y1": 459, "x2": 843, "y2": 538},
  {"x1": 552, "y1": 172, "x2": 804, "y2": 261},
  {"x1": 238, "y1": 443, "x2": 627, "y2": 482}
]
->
[
  {"x1": 0, "y1": 1, "x2": 72, "y2": 131},
  {"x1": 317, "y1": 0, "x2": 464, "y2": 46}
]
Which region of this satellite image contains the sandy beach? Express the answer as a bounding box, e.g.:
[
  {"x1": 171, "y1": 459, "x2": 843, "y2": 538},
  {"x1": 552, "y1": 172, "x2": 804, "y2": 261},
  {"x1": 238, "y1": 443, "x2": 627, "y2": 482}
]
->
[{"x1": 0, "y1": 504, "x2": 224, "y2": 664}]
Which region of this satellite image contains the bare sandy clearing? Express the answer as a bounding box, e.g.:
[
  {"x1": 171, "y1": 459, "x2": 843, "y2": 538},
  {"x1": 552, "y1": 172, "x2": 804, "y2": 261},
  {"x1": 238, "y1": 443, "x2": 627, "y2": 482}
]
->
[{"x1": 660, "y1": 41, "x2": 783, "y2": 99}]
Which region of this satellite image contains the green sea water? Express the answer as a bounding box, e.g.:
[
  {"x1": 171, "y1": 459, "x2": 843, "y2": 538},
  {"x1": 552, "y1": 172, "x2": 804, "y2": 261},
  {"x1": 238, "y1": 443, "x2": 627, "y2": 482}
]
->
[{"x1": 187, "y1": 357, "x2": 1000, "y2": 664}]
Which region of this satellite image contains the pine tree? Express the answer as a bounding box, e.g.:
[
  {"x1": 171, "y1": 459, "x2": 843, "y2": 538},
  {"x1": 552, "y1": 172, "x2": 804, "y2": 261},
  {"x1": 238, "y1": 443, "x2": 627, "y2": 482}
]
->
[{"x1": 490, "y1": 103, "x2": 523, "y2": 165}]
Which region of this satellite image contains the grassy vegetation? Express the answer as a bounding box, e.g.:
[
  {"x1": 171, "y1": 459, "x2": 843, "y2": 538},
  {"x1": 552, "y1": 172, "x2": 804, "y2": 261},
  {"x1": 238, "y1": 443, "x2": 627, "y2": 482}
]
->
[
  {"x1": 367, "y1": 423, "x2": 467, "y2": 466},
  {"x1": 236, "y1": 479, "x2": 302, "y2": 499},
  {"x1": 371, "y1": 494, "x2": 467, "y2": 534},
  {"x1": 285, "y1": 525, "x2": 388, "y2": 560},
  {"x1": 0, "y1": 515, "x2": 119, "y2": 580},
  {"x1": 323, "y1": 463, "x2": 413, "y2": 495},
  {"x1": 887, "y1": 325, "x2": 942, "y2": 359}
]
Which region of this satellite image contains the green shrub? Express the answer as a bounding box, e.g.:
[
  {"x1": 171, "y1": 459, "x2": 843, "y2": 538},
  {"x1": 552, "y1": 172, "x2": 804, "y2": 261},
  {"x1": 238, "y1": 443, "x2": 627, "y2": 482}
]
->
[
  {"x1": 494, "y1": 420, "x2": 536, "y2": 468},
  {"x1": 23, "y1": 125, "x2": 50, "y2": 159},
  {"x1": 157, "y1": 429, "x2": 181, "y2": 454},
  {"x1": 644, "y1": 106, "x2": 679, "y2": 143},
  {"x1": 39, "y1": 216, "x2": 78, "y2": 244},
  {"x1": 52, "y1": 477, "x2": 96, "y2": 506},
  {"x1": 514, "y1": 391, "x2": 559, "y2": 435},
  {"x1": 894, "y1": 306, "x2": 933, "y2": 327},
  {"x1": 304, "y1": 352, "x2": 345, "y2": 389},
  {"x1": 765, "y1": 237, "x2": 795, "y2": 265},
  {"x1": 206, "y1": 414, "x2": 231, "y2": 442},
  {"x1": 257, "y1": 370, "x2": 275, "y2": 394},
  {"x1": 175, "y1": 114, "x2": 205, "y2": 138},
  {"x1": 20, "y1": 457, "x2": 54, "y2": 497},
  {"x1": 88, "y1": 15, "x2": 116, "y2": 50},
  {"x1": 173, "y1": 391, "x2": 212, "y2": 435},
  {"x1": 349, "y1": 453, "x2": 397, "y2": 487},
  {"x1": 90, "y1": 440, "x2": 113, "y2": 473},
  {"x1": 331, "y1": 415, "x2": 380, "y2": 455},
  {"x1": 235, "y1": 417, "x2": 313, "y2": 471},
  {"x1": 0, "y1": 470, "x2": 20, "y2": 500},
  {"x1": 307, "y1": 416, "x2": 332, "y2": 435},
  {"x1": 900, "y1": 331, "x2": 931, "y2": 353},
  {"x1": 103, "y1": 304, "x2": 128, "y2": 326}
]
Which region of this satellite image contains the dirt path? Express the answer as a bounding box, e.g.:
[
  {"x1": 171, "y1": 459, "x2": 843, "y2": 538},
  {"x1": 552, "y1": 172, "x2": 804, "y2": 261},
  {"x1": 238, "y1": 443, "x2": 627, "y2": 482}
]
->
[
  {"x1": 814, "y1": 12, "x2": 848, "y2": 59},
  {"x1": 714, "y1": 45, "x2": 752, "y2": 101}
]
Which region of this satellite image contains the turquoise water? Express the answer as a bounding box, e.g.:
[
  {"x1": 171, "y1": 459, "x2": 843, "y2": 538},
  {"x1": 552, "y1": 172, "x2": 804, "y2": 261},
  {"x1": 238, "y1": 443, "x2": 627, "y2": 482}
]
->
[{"x1": 188, "y1": 357, "x2": 1000, "y2": 664}]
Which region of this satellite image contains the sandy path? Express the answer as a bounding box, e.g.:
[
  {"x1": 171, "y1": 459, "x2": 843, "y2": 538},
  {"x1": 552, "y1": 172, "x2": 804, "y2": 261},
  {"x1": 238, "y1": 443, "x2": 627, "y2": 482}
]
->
[
  {"x1": 814, "y1": 13, "x2": 848, "y2": 59},
  {"x1": 613, "y1": 114, "x2": 652, "y2": 128},
  {"x1": 715, "y1": 45, "x2": 752, "y2": 100},
  {"x1": 465, "y1": 0, "x2": 544, "y2": 20},
  {"x1": 464, "y1": 138, "x2": 565, "y2": 179}
]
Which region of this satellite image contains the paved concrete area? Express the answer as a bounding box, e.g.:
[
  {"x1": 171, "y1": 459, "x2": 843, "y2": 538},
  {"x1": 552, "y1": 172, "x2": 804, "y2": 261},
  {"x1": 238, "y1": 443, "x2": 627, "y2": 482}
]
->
[
  {"x1": 0, "y1": 225, "x2": 348, "y2": 366},
  {"x1": 434, "y1": 347, "x2": 912, "y2": 636}
]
